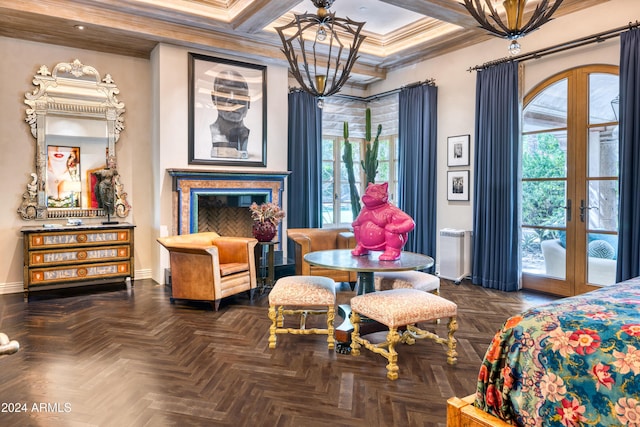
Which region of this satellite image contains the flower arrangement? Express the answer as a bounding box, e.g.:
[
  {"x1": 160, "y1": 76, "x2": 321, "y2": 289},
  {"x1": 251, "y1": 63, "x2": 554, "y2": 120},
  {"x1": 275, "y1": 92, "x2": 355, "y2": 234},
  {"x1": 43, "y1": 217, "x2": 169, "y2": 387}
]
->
[{"x1": 249, "y1": 202, "x2": 285, "y2": 225}]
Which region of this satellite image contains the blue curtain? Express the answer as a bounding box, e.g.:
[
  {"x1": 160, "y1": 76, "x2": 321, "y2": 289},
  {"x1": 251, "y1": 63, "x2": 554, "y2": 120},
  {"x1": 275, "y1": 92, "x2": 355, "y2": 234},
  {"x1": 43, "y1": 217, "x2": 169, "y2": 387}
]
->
[
  {"x1": 617, "y1": 29, "x2": 640, "y2": 282},
  {"x1": 471, "y1": 61, "x2": 521, "y2": 291},
  {"x1": 398, "y1": 84, "x2": 438, "y2": 267},
  {"x1": 286, "y1": 90, "x2": 322, "y2": 259}
]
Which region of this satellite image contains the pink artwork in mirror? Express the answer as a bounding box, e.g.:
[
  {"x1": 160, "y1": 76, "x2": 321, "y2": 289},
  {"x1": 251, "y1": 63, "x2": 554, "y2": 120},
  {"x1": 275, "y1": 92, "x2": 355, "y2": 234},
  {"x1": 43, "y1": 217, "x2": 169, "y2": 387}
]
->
[{"x1": 351, "y1": 182, "x2": 415, "y2": 261}]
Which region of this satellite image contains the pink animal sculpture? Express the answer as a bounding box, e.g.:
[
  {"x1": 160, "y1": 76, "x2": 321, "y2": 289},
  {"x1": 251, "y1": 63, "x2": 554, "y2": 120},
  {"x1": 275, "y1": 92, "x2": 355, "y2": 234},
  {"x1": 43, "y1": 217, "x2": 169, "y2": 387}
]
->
[{"x1": 351, "y1": 182, "x2": 415, "y2": 261}]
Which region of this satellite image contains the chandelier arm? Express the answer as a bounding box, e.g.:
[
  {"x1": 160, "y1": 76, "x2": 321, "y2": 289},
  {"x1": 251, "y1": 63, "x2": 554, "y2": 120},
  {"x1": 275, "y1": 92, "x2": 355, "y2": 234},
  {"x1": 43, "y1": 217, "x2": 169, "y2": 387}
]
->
[
  {"x1": 324, "y1": 19, "x2": 365, "y2": 96},
  {"x1": 325, "y1": 21, "x2": 347, "y2": 97},
  {"x1": 482, "y1": 0, "x2": 514, "y2": 36},
  {"x1": 323, "y1": 19, "x2": 338, "y2": 95},
  {"x1": 296, "y1": 15, "x2": 322, "y2": 95},
  {"x1": 462, "y1": 0, "x2": 510, "y2": 38},
  {"x1": 519, "y1": 0, "x2": 564, "y2": 35}
]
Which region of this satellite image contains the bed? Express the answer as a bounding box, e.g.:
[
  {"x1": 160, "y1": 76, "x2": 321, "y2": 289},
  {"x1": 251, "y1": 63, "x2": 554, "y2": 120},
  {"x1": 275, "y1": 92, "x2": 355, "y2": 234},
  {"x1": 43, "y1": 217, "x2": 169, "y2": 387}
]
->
[{"x1": 447, "y1": 276, "x2": 640, "y2": 426}]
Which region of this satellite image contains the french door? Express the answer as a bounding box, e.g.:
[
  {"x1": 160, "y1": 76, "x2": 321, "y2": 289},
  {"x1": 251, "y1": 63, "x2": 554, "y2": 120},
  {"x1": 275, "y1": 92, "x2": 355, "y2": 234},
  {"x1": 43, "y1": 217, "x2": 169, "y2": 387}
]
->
[{"x1": 521, "y1": 65, "x2": 619, "y2": 296}]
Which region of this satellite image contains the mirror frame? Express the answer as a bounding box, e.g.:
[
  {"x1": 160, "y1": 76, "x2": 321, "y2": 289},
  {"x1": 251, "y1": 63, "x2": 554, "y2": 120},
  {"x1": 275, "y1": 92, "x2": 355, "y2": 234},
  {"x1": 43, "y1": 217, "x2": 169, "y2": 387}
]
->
[{"x1": 19, "y1": 59, "x2": 130, "y2": 220}]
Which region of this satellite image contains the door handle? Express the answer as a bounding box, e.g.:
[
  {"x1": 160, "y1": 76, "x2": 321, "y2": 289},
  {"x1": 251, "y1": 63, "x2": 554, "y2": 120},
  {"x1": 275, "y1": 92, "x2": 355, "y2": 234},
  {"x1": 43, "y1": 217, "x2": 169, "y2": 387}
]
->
[
  {"x1": 563, "y1": 199, "x2": 571, "y2": 222},
  {"x1": 579, "y1": 200, "x2": 597, "y2": 222}
]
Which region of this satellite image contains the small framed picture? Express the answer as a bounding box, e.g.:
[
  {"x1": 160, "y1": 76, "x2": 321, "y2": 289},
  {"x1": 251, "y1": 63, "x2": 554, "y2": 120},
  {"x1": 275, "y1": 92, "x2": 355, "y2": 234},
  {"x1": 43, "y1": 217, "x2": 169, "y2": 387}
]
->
[
  {"x1": 447, "y1": 134, "x2": 470, "y2": 166},
  {"x1": 447, "y1": 170, "x2": 470, "y2": 201}
]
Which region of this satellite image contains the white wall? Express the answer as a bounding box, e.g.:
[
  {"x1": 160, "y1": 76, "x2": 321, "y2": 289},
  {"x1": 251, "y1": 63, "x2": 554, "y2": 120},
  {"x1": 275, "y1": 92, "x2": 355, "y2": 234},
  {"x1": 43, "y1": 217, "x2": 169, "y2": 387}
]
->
[{"x1": 367, "y1": 0, "x2": 638, "y2": 265}]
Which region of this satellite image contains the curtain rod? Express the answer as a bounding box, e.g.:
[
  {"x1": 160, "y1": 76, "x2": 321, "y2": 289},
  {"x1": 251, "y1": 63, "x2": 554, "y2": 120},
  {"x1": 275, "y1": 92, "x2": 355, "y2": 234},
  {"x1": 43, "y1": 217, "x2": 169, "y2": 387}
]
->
[
  {"x1": 331, "y1": 78, "x2": 436, "y2": 102},
  {"x1": 468, "y1": 20, "x2": 640, "y2": 72}
]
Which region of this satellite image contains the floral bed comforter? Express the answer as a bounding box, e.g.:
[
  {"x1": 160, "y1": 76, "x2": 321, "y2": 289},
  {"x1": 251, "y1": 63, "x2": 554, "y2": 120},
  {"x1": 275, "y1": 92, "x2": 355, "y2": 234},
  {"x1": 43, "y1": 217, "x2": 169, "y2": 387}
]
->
[{"x1": 474, "y1": 277, "x2": 640, "y2": 426}]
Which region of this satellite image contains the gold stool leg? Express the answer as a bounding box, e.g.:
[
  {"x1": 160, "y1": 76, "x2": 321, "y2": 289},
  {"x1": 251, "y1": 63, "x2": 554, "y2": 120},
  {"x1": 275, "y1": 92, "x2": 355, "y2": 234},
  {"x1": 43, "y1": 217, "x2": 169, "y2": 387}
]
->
[
  {"x1": 268, "y1": 305, "x2": 277, "y2": 349},
  {"x1": 277, "y1": 306, "x2": 284, "y2": 327},
  {"x1": 446, "y1": 317, "x2": 459, "y2": 365},
  {"x1": 350, "y1": 312, "x2": 361, "y2": 356},
  {"x1": 385, "y1": 328, "x2": 401, "y2": 381},
  {"x1": 326, "y1": 305, "x2": 335, "y2": 350}
]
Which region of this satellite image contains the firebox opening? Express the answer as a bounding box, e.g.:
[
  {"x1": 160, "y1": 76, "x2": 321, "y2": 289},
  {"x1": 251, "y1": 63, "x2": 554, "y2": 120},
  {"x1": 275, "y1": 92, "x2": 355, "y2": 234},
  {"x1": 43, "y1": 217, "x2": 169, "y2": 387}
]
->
[{"x1": 196, "y1": 193, "x2": 269, "y2": 238}]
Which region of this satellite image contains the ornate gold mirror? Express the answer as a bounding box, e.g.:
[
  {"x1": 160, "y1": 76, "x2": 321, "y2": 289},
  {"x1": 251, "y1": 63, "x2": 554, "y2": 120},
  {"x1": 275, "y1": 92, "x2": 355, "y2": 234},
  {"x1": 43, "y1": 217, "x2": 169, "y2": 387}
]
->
[{"x1": 19, "y1": 59, "x2": 130, "y2": 221}]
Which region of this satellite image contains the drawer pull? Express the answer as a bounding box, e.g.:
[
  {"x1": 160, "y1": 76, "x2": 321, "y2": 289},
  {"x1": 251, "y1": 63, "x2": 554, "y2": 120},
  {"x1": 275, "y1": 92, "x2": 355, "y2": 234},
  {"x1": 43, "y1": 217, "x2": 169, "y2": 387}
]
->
[
  {"x1": 77, "y1": 251, "x2": 87, "y2": 260},
  {"x1": 77, "y1": 268, "x2": 88, "y2": 277},
  {"x1": 76, "y1": 234, "x2": 88, "y2": 243}
]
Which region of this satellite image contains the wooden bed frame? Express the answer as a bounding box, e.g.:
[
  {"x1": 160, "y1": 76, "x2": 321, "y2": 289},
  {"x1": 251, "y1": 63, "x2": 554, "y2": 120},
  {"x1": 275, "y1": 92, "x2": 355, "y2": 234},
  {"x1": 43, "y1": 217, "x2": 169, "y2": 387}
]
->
[{"x1": 446, "y1": 394, "x2": 512, "y2": 427}]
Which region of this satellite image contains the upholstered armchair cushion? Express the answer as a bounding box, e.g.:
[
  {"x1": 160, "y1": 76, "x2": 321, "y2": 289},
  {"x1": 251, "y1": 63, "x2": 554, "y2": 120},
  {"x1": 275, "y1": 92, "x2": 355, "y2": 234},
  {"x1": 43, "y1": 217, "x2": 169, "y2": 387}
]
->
[
  {"x1": 286, "y1": 228, "x2": 357, "y2": 284},
  {"x1": 157, "y1": 232, "x2": 258, "y2": 310}
]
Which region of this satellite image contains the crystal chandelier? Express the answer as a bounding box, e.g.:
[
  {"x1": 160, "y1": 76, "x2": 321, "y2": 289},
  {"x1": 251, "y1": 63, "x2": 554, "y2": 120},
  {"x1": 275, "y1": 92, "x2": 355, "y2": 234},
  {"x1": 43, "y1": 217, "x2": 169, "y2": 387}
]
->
[
  {"x1": 275, "y1": 0, "x2": 366, "y2": 100},
  {"x1": 461, "y1": 0, "x2": 564, "y2": 55}
]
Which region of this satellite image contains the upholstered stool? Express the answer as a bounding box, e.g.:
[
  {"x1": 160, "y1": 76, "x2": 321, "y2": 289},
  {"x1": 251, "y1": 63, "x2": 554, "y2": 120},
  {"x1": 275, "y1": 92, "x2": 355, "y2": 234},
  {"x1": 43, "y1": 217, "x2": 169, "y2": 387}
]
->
[
  {"x1": 374, "y1": 271, "x2": 440, "y2": 295},
  {"x1": 268, "y1": 275, "x2": 336, "y2": 350},
  {"x1": 350, "y1": 288, "x2": 458, "y2": 380}
]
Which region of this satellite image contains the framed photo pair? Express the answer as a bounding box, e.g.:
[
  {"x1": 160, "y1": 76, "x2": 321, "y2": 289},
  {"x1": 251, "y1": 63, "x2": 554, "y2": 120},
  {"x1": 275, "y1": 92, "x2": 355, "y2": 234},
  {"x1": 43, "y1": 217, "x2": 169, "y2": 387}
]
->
[{"x1": 188, "y1": 53, "x2": 267, "y2": 167}]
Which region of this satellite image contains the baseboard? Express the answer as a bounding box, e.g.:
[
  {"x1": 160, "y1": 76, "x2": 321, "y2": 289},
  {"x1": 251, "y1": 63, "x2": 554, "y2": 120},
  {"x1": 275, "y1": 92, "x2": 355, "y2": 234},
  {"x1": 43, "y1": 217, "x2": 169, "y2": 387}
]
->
[
  {"x1": 0, "y1": 282, "x2": 24, "y2": 295},
  {"x1": 0, "y1": 268, "x2": 152, "y2": 295},
  {"x1": 135, "y1": 269, "x2": 152, "y2": 280}
]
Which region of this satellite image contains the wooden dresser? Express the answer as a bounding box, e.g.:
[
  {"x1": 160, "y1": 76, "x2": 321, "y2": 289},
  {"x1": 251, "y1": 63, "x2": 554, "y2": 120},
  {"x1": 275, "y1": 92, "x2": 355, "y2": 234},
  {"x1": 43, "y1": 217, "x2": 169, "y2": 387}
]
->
[{"x1": 21, "y1": 223, "x2": 135, "y2": 298}]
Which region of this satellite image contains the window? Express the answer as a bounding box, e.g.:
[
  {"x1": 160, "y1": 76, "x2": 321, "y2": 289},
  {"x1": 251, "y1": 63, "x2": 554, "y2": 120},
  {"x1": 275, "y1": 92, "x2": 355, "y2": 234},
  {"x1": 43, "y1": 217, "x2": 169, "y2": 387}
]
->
[
  {"x1": 321, "y1": 95, "x2": 400, "y2": 228},
  {"x1": 321, "y1": 134, "x2": 399, "y2": 227}
]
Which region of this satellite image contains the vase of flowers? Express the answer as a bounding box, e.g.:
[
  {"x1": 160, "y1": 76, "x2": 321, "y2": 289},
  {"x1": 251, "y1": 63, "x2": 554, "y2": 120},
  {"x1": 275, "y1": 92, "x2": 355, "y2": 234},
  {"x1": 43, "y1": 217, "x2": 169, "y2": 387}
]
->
[{"x1": 249, "y1": 202, "x2": 285, "y2": 242}]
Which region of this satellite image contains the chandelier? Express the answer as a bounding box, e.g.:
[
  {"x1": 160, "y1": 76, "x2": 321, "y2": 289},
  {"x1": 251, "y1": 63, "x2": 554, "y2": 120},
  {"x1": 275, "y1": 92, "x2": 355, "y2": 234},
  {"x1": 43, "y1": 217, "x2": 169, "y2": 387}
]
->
[
  {"x1": 275, "y1": 0, "x2": 366, "y2": 100},
  {"x1": 461, "y1": 0, "x2": 564, "y2": 55}
]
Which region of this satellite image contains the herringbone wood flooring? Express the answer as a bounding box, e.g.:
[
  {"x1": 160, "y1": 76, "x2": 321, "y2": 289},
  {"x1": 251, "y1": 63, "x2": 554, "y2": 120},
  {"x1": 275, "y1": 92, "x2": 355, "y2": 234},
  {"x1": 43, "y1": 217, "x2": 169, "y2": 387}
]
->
[{"x1": 0, "y1": 278, "x2": 555, "y2": 427}]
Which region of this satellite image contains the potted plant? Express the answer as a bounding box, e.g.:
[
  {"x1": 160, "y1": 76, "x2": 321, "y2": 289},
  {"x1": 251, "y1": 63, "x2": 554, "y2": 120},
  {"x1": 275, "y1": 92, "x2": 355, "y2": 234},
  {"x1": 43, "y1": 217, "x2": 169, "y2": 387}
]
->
[{"x1": 249, "y1": 202, "x2": 285, "y2": 242}]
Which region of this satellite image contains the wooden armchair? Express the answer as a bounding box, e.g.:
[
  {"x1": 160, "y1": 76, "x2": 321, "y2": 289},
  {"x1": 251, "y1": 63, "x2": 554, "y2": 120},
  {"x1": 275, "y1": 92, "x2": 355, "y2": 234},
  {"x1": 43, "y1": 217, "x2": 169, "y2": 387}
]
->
[
  {"x1": 157, "y1": 232, "x2": 258, "y2": 311},
  {"x1": 287, "y1": 228, "x2": 357, "y2": 287}
]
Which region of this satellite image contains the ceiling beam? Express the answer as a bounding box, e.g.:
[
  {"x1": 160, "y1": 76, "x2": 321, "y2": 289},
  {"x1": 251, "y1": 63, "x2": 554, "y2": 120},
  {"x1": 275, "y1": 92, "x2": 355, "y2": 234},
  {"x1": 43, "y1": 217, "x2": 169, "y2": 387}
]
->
[
  {"x1": 379, "y1": 0, "x2": 480, "y2": 27},
  {"x1": 231, "y1": 0, "x2": 300, "y2": 33}
]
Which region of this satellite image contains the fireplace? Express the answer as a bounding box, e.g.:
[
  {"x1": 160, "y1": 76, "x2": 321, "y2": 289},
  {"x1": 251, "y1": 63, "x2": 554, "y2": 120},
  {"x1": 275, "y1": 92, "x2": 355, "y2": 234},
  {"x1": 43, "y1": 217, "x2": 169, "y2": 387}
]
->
[{"x1": 167, "y1": 170, "x2": 289, "y2": 238}]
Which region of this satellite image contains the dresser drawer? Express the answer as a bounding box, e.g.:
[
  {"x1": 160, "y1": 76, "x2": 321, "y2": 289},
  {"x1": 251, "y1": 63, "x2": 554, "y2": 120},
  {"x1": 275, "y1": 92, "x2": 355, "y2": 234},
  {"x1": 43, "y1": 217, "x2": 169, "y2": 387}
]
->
[
  {"x1": 26, "y1": 229, "x2": 132, "y2": 249},
  {"x1": 27, "y1": 245, "x2": 131, "y2": 267},
  {"x1": 28, "y1": 261, "x2": 132, "y2": 286}
]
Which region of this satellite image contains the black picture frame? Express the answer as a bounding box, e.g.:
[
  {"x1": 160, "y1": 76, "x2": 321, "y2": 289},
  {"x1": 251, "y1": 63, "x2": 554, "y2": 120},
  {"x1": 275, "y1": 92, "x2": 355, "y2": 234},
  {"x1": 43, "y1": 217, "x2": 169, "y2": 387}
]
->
[
  {"x1": 188, "y1": 53, "x2": 267, "y2": 167},
  {"x1": 447, "y1": 134, "x2": 470, "y2": 167},
  {"x1": 447, "y1": 170, "x2": 470, "y2": 201}
]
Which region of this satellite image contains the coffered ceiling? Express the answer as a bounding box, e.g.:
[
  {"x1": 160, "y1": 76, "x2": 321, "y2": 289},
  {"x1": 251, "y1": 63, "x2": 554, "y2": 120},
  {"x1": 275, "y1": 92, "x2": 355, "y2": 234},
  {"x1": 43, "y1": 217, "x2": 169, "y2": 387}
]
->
[{"x1": 0, "y1": 0, "x2": 608, "y2": 88}]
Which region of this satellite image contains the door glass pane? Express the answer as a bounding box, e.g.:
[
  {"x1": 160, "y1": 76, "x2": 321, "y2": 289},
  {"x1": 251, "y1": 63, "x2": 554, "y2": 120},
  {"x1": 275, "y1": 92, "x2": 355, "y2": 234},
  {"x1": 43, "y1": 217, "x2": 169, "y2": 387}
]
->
[
  {"x1": 322, "y1": 178, "x2": 334, "y2": 225},
  {"x1": 586, "y1": 232, "x2": 617, "y2": 286},
  {"x1": 523, "y1": 228, "x2": 566, "y2": 279},
  {"x1": 523, "y1": 79, "x2": 567, "y2": 132},
  {"x1": 587, "y1": 180, "x2": 618, "y2": 232},
  {"x1": 339, "y1": 183, "x2": 355, "y2": 224},
  {"x1": 522, "y1": 131, "x2": 567, "y2": 179},
  {"x1": 522, "y1": 180, "x2": 567, "y2": 228},
  {"x1": 377, "y1": 139, "x2": 390, "y2": 183},
  {"x1": 321, "y1": 137, "x2": 335, "y2": 226},
  {"x1": 322, "y1": 138, "x2": 334, "y2": 160},
  {"x1": 588, "y1": 125, "x2": 619, "y2": 177},
  {"x1": 589, "y1": 74, "x2": 619, "y2": 124}
]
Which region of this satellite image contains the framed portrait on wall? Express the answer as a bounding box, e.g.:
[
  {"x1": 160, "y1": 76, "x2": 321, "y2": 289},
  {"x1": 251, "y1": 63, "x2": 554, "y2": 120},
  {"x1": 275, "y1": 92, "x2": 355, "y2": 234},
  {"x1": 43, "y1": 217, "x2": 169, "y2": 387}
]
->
[
  {"x1": 447, "y1": 170, "x2": 470, "y2": 201},
  {"x1": 188, "y1": 53, "x2": 267, "y2": 167},
  {"x1": 447, "y1": 134, "x2": 470, "y2": 166}
]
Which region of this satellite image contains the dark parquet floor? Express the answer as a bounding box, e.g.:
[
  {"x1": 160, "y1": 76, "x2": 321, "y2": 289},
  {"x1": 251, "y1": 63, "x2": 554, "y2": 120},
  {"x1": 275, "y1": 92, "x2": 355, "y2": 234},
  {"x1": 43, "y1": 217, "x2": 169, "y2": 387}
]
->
[{"x1": 0, "y1": 278, "x2": 556, "y2": 427}]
